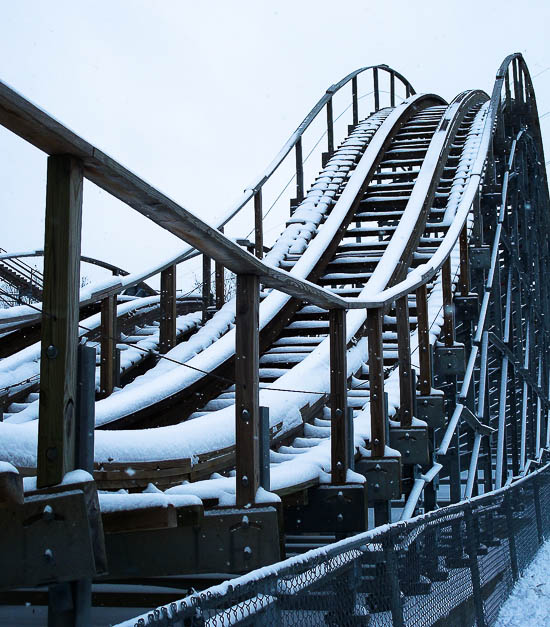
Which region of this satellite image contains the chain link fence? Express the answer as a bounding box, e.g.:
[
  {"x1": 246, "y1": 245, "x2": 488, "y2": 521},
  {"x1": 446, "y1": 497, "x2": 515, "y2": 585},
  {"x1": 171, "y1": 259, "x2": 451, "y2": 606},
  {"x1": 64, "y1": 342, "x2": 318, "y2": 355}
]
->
[{"x1": 119, "y1": 462, "x2": 550, "y2": 627}]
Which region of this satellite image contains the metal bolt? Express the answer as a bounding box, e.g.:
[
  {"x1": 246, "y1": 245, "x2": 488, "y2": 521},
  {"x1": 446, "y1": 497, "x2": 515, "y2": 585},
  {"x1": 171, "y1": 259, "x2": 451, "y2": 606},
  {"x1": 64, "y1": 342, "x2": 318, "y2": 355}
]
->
[
  {"x1": 44, "y1": 549, "x2": 54, "y2": 563},
  {"x1": 241, "y1": 475, "x2": 249, "y2": 487},
  {"x1": 375, "y1": 463, "x2": 381, "y2": 471},
  {"x1": 243, "y1": 546, "x2": 253, "y2": 559},
  {"x1": 241, "y1": 409, "x2": 250, "y2": 422},
  {"x1": 334, "y1": 409, "x2": 343, "y2": 418},
  {"x1": 241, "y1": 515, "x2": 249, "y2": 528},
  {"x1": 336, "y1": 461, "x2": 343, "y2": 470},
  {"x1": 42, "y1": 505, "x2": 54, "y2": 522},
  {"x1": 46, "y1": 447, "x2": 57, "y2": 462},
  {"x1": 337, "y1": 513, "x2": 344, "y2": 522},
  {"x1": 374, "y1": 483, "x2": 380, "y2": 490},
  {"x1": 46, "y1": 345, "x2": 57, "y2": 359}
]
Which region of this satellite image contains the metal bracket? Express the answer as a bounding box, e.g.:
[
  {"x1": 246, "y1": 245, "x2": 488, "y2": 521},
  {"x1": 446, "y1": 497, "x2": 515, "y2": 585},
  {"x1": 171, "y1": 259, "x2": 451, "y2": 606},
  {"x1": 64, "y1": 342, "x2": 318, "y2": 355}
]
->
[
  {"x1": 389, "y1": 427, "x2": 430, "y2": 466},
  {"x1": 284, "y1": 484, "x2": 367, "y2": 534},
  {"x1": 416, "y1": 394, "x2": 446, "y2": 429},
  {"x1": 469, "y1": 246, "x2": 491, "y2": 270},
  {"x1": 434, "y1": 345, "x2": 466, "y2": 377},
  {"x1": 454, "y1": 294, "x2": 480, "y2": 322},
  {"x1": 356, "y1": 458, "x2": 402, "y2": 501},
  {"x1": 0, "y1": 489, "x2": 99, "y2": 590}
]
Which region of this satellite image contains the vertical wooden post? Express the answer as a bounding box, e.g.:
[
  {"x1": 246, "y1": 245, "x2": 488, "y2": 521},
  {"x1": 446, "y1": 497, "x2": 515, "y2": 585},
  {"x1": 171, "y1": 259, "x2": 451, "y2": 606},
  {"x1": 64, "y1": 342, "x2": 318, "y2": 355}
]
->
[
  {"x1": 390, "y1": 71, "x2": 396, "y2": 107},
  {"x1": 159, "y1": 264, "x2": 177, "y2": 354},
  {"x1": 99, "y1": 295, "x2": 116, "y2": 399},
  {"x1": 235, "y1": 274, "x2": 260, "y2": 507},
  {"x1": 254, "y1": 191, "x2": 263, "y2": 259},
  {"x1": 295, "y1": 139, "x2": 304, "y2": 203},
  {"x1": 373, "y1": 67, "x2": 380, "y2": 111},
  {"x1": 37, "y1": 155, "x2": 83, "y2": 489},
  {"x1": 396, "y1": 296, "x2": 413, "y2": 427},
  {"x1": 326, "y1": 98, "x2": 334, "y2": 156},
  {"x1": 215, "y1": 227, "x2": 225, "y2": 310},
  {"x1": 202, "y1": 254, "x2": 211, "y2": 323},
  {"x1": 459, "y1": 226, "x2": 470, "y2": 295},
  {"x1": 416, "y1": 285, "x2": 432, "y2": 396},
  {"x1": 330, "y1": 308, "x2": 349, "y2": 484},
  {"x1": 442, "y1": 258, "x2": 454, "y2": 347},
  {"x1": 352, "y1": 76, "x2": 359, "y2": 126},
  {"x1": 367, "y1": 307, "x2": 386, "y2": 457}
]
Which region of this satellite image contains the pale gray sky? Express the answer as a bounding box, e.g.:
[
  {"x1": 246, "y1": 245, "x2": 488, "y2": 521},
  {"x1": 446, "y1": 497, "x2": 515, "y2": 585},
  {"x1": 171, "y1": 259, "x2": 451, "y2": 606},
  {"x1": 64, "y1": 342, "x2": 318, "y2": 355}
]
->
[{"x1": 1, "y1": 0, "x2": 549, "y2": 287}]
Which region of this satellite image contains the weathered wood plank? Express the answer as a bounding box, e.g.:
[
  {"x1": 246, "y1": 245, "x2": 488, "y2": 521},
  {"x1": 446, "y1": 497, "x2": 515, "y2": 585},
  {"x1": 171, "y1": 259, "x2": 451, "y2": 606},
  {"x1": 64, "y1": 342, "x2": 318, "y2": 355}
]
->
[
  {"x1": 416, "y1": 284, "x2": 432, "y2": 396},
  {"x1": 396, "y1": 296, "x2": 414, "y2": 427},
  {"x1": 235, "y1": 274, "x2": 260, "y2": 506},
  {"x1": 99, "y1": 295, "x2": 116, "y2": 399},
  {"x1": 202, "y1": 255, "x2": 211, "y2": 323},
  {"x1": 215, "y1": 227, "x2": 225, "y2": 309},
  {"x1": 37, "y1": 155, "x2": 83, "y2": 488},
  {"x1": 159, "y1": 264, "x2": 176, "y2": 353},
  {"x1": 254, "y1": 191, "x2": 263, "y2": 259},
  {"x1": 367, "y1": 307, "x2": 386, "y2": 457},
  {"x1": 329, "y1": 308, "x2": 349, "y2": 484}
]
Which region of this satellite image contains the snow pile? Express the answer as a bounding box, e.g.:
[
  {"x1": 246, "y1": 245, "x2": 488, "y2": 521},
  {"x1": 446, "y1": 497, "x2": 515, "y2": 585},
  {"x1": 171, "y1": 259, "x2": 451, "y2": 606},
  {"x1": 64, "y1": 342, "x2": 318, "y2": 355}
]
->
[{"x1": 495, "y1": 538, "x2": 550, "y2": 626}]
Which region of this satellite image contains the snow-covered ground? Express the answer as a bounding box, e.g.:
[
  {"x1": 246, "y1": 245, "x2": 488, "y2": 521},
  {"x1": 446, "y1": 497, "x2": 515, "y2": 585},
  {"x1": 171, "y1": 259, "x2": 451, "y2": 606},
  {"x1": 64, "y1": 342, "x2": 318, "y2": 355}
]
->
[{"x1": 495, "y1": 538, "x2": 550, "y2": 626}]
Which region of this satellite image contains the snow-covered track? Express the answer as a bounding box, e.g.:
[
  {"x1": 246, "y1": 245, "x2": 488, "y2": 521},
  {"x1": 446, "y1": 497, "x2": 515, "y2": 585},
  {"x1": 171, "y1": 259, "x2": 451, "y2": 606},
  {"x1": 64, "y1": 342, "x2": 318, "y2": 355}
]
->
[{"x1": 0, "y1": 54, "x2": 549, "y2": 592}]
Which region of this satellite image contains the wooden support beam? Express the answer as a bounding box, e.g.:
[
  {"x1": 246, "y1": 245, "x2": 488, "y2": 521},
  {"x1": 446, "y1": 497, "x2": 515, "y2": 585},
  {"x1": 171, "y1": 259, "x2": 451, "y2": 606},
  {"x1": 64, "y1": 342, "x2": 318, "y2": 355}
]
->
[
  {"x1": 459, "y1": 226, "x2": 470, "y2": 295},
  {"x1": 215, "y1": 227, "x2": 225, "y2": 310},
  {"x1": 352, "y1": 77, "x2": 359, "y2": 126},
  {"x1": 254, "y1": 191, "x2": 263, "y2": 260},
  {"x1": 442, "y1": 258, "x2": 455, "y2": 347},
  {"x1": 202, "y1": 254, "x2": 211, "y2": 323},
  {"x1": 99, "y1": 295, "x2": 116, "y2": 399},
  {"x1": 373, "y1": 67, "x2": 380, "y2": 111},
  {"x1": 329, "y1": 308, "x2": 349, "y2": 484},
  {"x1": 159, "y1": 264, "x2": 176, "y2": 354},
  {"x1": 390, "y1": 71, "x2": 396, "y2": 107},
  {"x1": 295, "y1": 138, "x2": 304, "y2": 202},
  {"x1": 37, "y1": 155, "x2": 83, "y2": 488},
  {"x1": 367, "y1": 307, "x2": 386, "y2": 457},
  {"x1": 416, "y1": 284, "x2": 432, "y2": 396},
  {"x1": 235, "y1": 274, "x2": 260, "y2": 507},
  {"x1": 396, "y1": 296, "x2": 413, "y2": 427},
  {"x1": 326, "y1": 98, "x2": 334, "y2": 156}
]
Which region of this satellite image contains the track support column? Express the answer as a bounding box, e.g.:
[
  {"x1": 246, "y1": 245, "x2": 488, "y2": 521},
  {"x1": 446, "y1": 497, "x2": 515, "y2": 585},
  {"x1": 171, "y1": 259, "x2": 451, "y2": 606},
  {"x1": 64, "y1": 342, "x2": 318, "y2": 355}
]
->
[
  {"x1": 37, "y1": 155, "x2": 83, "y2": 488},
  {"x1": 396, "y1": 296, "x2": 413, "y2": 427},
  {"x1": 367, "y1": 307, "x2": 386, "y2": 458},
  {"x1": 330, "y1": 308, "x2": 349, "y2": 484},
  {"x1": 159, "y1": 264, "x2": 177, "y2": 354},
  {"x1": 235, "y1": 274, "x2": 260, "y2": 507},
  {"x1": 99, "y1": 294, "x2": 117, "y2": 399}
]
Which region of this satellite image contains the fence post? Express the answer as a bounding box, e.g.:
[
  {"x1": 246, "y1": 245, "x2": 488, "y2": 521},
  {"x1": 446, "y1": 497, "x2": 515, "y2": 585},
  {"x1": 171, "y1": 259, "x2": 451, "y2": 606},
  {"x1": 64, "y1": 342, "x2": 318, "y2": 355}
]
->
[
  {"x1": 465, "y1": 506, "x2": 486, "y2": 627},
  {"x1": 533, "y1": 473, "x2": 544, "y2": 545},
  {"x1": 505, "y1": 491, "x2": 519, "y2": 581},
  {"x1": 384, "y1": 528, "x2": 404, "y2": 627}
]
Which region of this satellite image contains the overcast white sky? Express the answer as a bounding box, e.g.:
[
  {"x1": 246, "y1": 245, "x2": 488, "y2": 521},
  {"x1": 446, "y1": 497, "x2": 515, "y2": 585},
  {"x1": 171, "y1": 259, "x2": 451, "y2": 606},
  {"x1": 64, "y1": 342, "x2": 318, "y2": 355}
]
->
[{"x1": 1, "y1": 1, "x2": 549, "y2": 287}]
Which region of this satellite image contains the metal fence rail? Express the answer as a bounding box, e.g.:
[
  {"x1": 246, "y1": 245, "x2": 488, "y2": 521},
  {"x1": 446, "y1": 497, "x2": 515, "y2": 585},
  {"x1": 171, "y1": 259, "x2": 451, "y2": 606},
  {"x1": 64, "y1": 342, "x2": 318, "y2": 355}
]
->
[{"x1": 121, "y1": 461, "x2": 550, "y2": 627}]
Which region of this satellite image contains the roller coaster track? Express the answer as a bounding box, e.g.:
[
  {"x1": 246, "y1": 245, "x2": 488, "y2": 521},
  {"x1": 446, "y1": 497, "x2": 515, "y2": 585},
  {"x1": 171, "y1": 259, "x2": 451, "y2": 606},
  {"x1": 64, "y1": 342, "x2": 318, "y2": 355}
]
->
[{"x1": 0, "y1": 53, "x2": 549, "y2": 610}]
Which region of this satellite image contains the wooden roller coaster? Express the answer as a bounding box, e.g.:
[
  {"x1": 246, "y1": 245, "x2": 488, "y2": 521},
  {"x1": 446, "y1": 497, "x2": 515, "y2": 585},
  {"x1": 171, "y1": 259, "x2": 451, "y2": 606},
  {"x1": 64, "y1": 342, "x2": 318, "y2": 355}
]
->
[{"x1": 0, "y1": 53, "x2": 548, "y2": 623}]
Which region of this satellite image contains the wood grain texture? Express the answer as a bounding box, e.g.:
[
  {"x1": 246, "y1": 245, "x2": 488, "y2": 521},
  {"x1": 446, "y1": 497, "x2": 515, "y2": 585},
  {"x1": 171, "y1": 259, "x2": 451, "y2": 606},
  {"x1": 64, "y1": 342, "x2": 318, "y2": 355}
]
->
[
  {"x1": 235, "y1": 274, "x2": 260, "y2": 506},
  {"x1": 329, "y1": 308, "x2": 349, "y2": 484},
  {"x1": 396, "y1": 297, "x2": 414, "y2": 427},
  {"x1": 99, "y1": 295, "x2": 116, "y2": 399},
  {"x1": 159, "y1": 265, "x2": 176, "y2": 353},
  {"x1": 37, "y1": 155, "x2": 83, "y2": 488},
  {"x1": 367, "y1": 307, "x2": 386, "y2": 457},
  {"x1": 416, "y1": 284, "x2": 432, "y2": 396}
]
